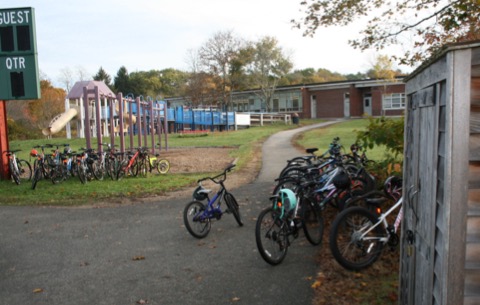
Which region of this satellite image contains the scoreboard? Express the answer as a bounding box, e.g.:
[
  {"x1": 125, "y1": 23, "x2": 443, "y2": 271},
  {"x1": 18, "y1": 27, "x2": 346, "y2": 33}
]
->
[{"x1": 0, "y1": 7, "x2": 40, "y2": 100}]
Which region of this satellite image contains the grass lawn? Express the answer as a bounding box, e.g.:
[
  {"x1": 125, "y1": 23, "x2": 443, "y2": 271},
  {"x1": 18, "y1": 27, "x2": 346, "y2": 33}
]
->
[{"x1": 1, "y1": 118, "x2": 397, "y2": 206}]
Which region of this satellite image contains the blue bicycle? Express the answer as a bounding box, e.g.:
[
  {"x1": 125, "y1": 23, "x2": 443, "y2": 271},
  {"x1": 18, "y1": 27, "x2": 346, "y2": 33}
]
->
[{"x1": 183, "y1": 164, "x2": 243, "y2": 238}]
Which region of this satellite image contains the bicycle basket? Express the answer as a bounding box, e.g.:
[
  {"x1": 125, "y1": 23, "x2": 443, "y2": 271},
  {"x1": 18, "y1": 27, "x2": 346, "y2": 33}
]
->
[
  {"x1": 193, "y1": 186, "x2": 208, "y2": 201},
  {"x1": 274, "y1": 189, "x2": 297, "y2": 217},
  {"x1": 332, "y1": 169, "x2": 351, "y2": 189}
]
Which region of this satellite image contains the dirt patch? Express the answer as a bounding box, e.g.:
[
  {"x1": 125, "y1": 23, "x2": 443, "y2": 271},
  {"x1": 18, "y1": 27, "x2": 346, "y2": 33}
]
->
[{"x1": 156, "y1": 145, "x2": 261, "y2": 200}]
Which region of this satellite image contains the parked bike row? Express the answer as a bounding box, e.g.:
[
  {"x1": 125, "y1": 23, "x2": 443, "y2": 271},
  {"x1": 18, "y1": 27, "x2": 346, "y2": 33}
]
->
[
  {"x1": 253, "y1": 137, "x2": 403, "y2": 270},
  {"x1": 5, "y1": 143, "x2": 170, "y2": 190},
  {"x1": 180, "y1": 137, "x2": 403, "y2": 270}
]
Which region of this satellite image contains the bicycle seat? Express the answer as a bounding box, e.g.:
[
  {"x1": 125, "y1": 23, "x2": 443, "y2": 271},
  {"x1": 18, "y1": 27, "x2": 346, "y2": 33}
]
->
[{"x1": 306, "y1": 148, "x2": 318, "y2": 154}]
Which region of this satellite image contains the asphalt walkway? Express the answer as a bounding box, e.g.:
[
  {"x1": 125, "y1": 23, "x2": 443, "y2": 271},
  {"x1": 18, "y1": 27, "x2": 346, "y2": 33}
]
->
[{"x1": 0, "y1": 121, "x2": 340, "y2": 305}]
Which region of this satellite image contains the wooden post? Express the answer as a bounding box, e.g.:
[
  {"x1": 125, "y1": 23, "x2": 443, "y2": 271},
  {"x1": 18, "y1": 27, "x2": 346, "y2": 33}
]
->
[{"x1": 0, "y1": 100, "x2": 10, "y2": 180}]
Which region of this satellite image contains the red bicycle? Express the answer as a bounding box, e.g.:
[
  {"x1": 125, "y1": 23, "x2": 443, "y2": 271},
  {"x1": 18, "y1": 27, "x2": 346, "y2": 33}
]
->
[{"x1": 116, "y1": 147, "x2": 143, "y2": 180}]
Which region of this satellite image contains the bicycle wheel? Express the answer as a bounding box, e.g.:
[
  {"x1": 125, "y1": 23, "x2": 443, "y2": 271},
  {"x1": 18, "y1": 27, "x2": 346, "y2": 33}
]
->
[
  {"x1": 116, "y1": 161, "x2": 127, "y2": 181},
  {"x1": 51, "y1": 166, "x2": 64, "y2": 184},
  {"x1": 255, "y1": 207, "x2": 288, "y2": 265},
  {"x1": 224, "y1": 193, "x2": 243, "y2": 226},
  {"x1": 17, "y1": 159, "x2": 32, "y2": 181},
  {"x1": 138, "y1": 159, "x2": 148, "y2": 178},
  {"x1": 300, "y1": 199, "x2": 324, "y2": 246},
  {"x1": 8, "y1": 160, "x2": 20, "y2": 185},
  {"x1": 184, "y1": 201, "x2": 211, "y2": 238},
  {"x1": 106, "y1": 159, "x2": 117, "y2": 180},
  {"x1": 129, "y1": 159, "x2": 139, "y2": 177},
  {"x1": 329, "y1": 206, "x2": 385, "y2": 271},
  {"x1": 31, "y1": 167, "x2": 42, "y2": 190},
  {"x1": 77, "y1": 163, "x2": 87, "y2": 184},
  {"x1": 92, "y1": 160, "x2": 104, "y2": 180},
  {"x1": 272, "y1": 177, "x2": 302, "y2": 195},
  {"x1": 156, "y1": 159, "x2": 170, "y2": 174}
]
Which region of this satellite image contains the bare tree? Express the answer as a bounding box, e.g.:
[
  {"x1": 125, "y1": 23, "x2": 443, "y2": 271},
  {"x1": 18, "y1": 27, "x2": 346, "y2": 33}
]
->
[
  {"x1": 76, "y1": 65, "x2": 89, "y2": 82},
  {"x1": 58, "y1": 67, "x2": 74, "y2": 92}
]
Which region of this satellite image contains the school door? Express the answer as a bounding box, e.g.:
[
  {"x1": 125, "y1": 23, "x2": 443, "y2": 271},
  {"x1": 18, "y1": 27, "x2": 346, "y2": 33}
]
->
[
  {"x1": 310, "y1": 95, "x2": 317, "y2": 118},
  {"x1": 363, "y1": 94, "x2": 372, "y2": 116},
  {"x1": 344, "y1": 93, "x2": 350, "y2": 118}
]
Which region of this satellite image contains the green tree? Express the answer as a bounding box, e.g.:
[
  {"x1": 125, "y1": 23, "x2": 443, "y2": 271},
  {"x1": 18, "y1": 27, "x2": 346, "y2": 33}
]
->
[
  {"x1": 293, "y1": 0, "x2": 480, "y2": 66},
  {"x1": 114, "y1": 66, "x2": 131, "y2": 95},
  {"x1": 158, "y1": 68, "x2": 189, "y2": 98},
  {"x1": 356, "y1": 116, "x2": 404, "y2": 178},
  {"x1": 93, "y1": 66, "x2": 112, "y2": 88}
]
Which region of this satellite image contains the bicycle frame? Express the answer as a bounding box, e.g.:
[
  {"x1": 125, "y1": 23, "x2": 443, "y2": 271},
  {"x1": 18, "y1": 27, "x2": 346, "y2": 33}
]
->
[
  {"x1": 124, "y1": 149, "x2": 140, "y2": 171},
  {"x1": 195, "y1": 185, "x2": 227, "y2": 221},
  {"x1": 358, "y1": 197, "x2": 403, "y2": 244}
]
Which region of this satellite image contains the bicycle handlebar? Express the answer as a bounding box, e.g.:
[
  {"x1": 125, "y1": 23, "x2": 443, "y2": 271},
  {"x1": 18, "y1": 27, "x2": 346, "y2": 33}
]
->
[{"x1": 197, "y1": 164, "x2": 236, "y2": 184}]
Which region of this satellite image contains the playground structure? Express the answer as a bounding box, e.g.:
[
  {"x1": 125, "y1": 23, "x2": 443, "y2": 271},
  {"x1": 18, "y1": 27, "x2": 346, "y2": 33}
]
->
[
  {"x1": 52, "y1": 81, "x2": 169, "y2": 154},
  {"x1": 43, "y1": 81, "x2": 292, "y2": 153}
]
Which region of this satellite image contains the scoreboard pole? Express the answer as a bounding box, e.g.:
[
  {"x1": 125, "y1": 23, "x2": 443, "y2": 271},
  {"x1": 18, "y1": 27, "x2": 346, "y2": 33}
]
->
[{"x1": 0, "y1": 100, "x2": 9, "y2": 179}]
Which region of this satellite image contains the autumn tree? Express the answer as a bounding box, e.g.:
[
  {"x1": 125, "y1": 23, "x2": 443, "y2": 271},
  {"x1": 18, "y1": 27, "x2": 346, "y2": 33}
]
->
[
  {"x1": 366, "y1": 54, "x2": 398, "y2": 80},
  {"x1": 246, "y1": 36, "x2": 293, "y2": 112},
  {"x1": 24, "y1": 79, "x2": 66, "y2": 130},
  {"x1": 293, "y1": 0, "x2": 480, "y2": 66}
]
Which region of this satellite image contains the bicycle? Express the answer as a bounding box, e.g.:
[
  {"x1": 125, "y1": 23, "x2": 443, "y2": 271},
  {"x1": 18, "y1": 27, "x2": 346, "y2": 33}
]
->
[
  {"x1": 4, "y1": 149, "x2": 32, "y2": 184},
  {"x1": 329, "y1": 176, "x2": 403, "y2": 271},
  {"x1": 117, "y1": 147, "x2": 143, "y2": 180},
  {"x1": 255, "y1": 185, "x2": 324, "y2": 265},
  {"x1": 31, "y1": 144, "x2": 54, "y2": 190},
  {"x1": 183, "y1": 164, "x2": 243, "y2": 238},
  {"x1": 147, "y1": 145, "x2": 170, "y2": 175}
]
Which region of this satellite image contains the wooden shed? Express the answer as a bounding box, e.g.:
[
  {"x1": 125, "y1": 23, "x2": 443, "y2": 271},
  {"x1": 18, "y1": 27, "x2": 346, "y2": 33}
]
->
[{"x1": 401, "y1": 41, "x2": 480, "y2": 305}]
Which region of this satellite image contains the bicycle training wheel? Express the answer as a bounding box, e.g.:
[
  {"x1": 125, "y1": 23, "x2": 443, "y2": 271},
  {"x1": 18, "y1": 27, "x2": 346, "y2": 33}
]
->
[
  {"x1": 300, "y1": 200, "x2": 324, "y2": 246},
  {"x1": 183, "y1": 201, "x2": 211, "y2": 238},
  {"x1": 224, "y1": 193, "x2": 243, "y2": 226},
  {"x1": 255, "y1": 207, "x2": 288, "y2": 265},
  {"x1": 329, "y1": 206, "x2": 385, "y2": 271},
  {"x1": 18, "y1": 159, "x2": 32, "y2": 181},
  {"x1": 156, "y1": 159, "x2": 170, "y2": 174}
]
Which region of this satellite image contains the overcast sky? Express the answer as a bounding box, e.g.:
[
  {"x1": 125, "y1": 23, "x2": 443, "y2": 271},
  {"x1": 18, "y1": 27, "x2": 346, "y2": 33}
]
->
[{"x1": 2, "y1": 0, "x2": 410, "y2": 87}]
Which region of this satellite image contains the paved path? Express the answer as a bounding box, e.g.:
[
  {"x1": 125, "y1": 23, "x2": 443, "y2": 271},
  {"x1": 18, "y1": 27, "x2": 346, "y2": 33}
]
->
[{"x1": 0, "y1": 121, "x2": 339, "y2": 305}]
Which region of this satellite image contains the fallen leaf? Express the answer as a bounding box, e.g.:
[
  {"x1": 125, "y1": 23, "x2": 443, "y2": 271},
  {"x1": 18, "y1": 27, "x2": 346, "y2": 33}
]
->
[
  {"x1": 137, "y1": 299, "x2": 148, "y2": 304},
  {"x1": 232, "y1": 297, "x2": 240, "y2": 302},
  {"x1": 132, "y1": 256, "x2": 145, "y2": 261},
  {"x1": 311, "y1": 280, "x2": 322, "y2": 289},
  {"x1": 33, "y1": 288, "x2": 43, "y2": 293}
]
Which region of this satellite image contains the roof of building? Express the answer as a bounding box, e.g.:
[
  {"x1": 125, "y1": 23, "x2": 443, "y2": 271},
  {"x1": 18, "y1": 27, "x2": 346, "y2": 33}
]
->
[{"x1": 66, "y1": 81, "x2": 115, "y2": 99}]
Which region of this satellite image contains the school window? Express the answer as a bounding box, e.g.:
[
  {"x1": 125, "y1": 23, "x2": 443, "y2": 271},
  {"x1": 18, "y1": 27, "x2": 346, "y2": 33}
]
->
[
  {"x1": 273, "y1": 99, "x2": 279, "y2": 112},
  {"x1": 383, "y1": 93, "x2": 406, "y2": 109},
  {"x1": 292, "y1": 99, "x2": 299, "y2": 111}
]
